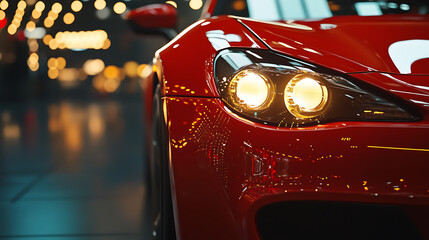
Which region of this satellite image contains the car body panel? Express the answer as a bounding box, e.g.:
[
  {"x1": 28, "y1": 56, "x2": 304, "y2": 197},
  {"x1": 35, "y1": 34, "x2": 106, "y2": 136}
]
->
[
  {"x1": 165, "y1": 96, "x2": 429, "y2": 239},
  {"x1": 137, "y1": 1, "x2": 429, "y2": 239},
  {"x1": 349, "y1": 72, "x2": 429, "y2": 112},
  {"x1": 155, "y1": 16, "x2": 267, "y2": 98},
  {"x1": 239, "y1": 15, "x2": 429, "y2": 75}
]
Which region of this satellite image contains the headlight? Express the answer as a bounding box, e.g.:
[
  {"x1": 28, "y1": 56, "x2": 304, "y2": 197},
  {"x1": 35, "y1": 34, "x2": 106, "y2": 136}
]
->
[
  {"x1": 284, "y1": 74, "x2": 329, "y2": 119},
  {"x1": 229, "y1": 69, "x2": 273, "y2": 110},
  {"x1": 215, "y1": 49, "x2": 420, "y2": 127}
]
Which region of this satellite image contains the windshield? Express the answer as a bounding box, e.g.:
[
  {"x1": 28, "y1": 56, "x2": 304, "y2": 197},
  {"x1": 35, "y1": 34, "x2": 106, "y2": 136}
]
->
[{"x1": 213, "y1": 0, "x2": 429, "y2": 21}]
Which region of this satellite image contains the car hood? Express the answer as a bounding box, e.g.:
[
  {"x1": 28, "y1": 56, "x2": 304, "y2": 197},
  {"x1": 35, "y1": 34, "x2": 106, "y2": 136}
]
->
[{"x1": 238, "y1": 15, "x2": 429, "y2": 75}]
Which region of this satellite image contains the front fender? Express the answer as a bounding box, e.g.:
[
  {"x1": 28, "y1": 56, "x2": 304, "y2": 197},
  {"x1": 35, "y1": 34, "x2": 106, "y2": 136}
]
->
[{"x1": 155, "y1": 16, "x2": 268, "y2": 97}]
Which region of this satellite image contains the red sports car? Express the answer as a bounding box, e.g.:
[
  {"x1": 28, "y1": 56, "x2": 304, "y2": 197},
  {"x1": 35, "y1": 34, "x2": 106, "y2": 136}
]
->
[{"x1": 128, "y1": 0, "x2": 429, "y2": 239}]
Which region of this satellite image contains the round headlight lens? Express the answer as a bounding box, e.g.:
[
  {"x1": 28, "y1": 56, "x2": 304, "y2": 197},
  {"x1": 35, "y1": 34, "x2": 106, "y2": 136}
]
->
[
  {"x1": 285, "y1": 74, "x2": 329, "y2": 119},
  {"x1": 229, "y1": 70, "x2": 273, "y2": 110}
]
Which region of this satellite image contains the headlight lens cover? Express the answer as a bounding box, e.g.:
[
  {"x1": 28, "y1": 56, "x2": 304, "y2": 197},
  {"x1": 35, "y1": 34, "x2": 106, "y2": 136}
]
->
[
  {"x1": 215, "y1": 49, "x2": 420, "y2": 127},
  {"x1": 230, "y1": 69, "x2": 273, "y2": 110}
]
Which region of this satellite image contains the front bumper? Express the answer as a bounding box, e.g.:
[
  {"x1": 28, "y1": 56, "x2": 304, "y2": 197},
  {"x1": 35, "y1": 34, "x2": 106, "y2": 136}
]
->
[{"x1": 164, "y1": 97, "x2": 429, "y2": 240}]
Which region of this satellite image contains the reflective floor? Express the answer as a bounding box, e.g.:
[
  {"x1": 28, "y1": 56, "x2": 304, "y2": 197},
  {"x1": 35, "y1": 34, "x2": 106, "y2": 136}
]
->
[{"x1": 0, "y1": 97, "x2": 150, "y2": 239}]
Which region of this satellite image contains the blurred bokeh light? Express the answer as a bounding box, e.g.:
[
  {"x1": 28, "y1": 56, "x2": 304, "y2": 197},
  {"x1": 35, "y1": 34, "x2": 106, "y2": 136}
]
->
[{"x1": 0, "y1": 0, "x2": 206, "y2": 100}]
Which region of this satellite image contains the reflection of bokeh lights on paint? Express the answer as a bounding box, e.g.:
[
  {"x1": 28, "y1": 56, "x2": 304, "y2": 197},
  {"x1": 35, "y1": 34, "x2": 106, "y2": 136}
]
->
[
  {"x1": 189, "y1": 0, "x2": 203, "y2": 10},
  {"x1": 94, "y1": 0, "x2": 106, "y2": 10},
  {"x1": 71, "y1": 0, "x2": 83, "y2": 12},
  {"x1": 96, "y1": 7, "x2": 110, "y2": 19},
  {"x1": 83, "y1": 59, "x2": 105, "y2": 75},
  {"x1": 113, "y1": 2, "x2": 126, "y2": 14},
  {"x1": 124, "y1": 61, "x2": 138, "y2": 78},
  {"x1": 63, "y1": 12, "x2": 75, "y2": 24},
  {"x1": 165, "y1": 1, "x2": 177, "y2": 8},
  {"x1": 0, "y1": 0, "x2": 8, "y2": 10}
]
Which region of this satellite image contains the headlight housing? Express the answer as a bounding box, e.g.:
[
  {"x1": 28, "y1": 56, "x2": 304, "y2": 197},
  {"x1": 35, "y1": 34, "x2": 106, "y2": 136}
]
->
[{"x1": 215, "y1": 49, "x2": 420, "y2": 127}]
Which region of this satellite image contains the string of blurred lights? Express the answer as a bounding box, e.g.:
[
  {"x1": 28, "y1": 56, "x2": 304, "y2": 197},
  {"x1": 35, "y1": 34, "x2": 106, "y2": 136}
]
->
[
  {"x1": 27, "y1": 39, "x2": 39, "y2": 71},
  {"x1": 0, "y1": 0, "x2": 202, "y2": 93},
  {"x1": 8, "y1": 1, "x2": 27, "y2": 35},
  {"x1": 44, "y1": 2, "x2": 62, "y2": 28},
  {"x1": 0, "y1": 0, "x2": 8, "y2": 10},
  {"x1": 46, "y1": 30, "x2": 110, "y2": 50},
  {"x1": 31, "y1": 1, "x2": 45, "y2": 20}
]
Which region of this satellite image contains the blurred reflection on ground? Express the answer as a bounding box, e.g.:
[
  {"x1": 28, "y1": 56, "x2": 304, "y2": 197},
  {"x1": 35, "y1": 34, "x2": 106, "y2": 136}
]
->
[{"x1": 0, "y1": 98, "x2": 149, "y2": 239}]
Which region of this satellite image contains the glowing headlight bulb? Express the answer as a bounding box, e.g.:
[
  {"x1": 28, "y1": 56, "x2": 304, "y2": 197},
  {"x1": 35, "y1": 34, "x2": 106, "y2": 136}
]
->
[
  {"x1": 285, "y1": 75, "x2": 329, "y2": 119},
  {"x1": 231, "y1": 70, "x2": 272, "y2": 110}
]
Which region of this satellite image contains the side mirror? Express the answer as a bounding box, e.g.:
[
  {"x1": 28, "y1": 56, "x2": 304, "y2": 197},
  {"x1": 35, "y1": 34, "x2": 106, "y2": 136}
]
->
[{"x1": 126, "y1": 4, "x2": 178, "y2": 40}]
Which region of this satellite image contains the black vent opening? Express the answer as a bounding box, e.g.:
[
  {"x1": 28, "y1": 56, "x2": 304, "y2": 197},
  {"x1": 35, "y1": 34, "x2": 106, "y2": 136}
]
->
[{"x1": 256, "y1": 201, "x2": 422, "y2": 240}]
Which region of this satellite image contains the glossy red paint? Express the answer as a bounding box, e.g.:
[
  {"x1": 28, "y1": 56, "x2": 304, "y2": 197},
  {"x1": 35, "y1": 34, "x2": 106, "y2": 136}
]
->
[
  {"x1": 348, "y1": 72, "x2": 429, "y2": 112},
  {"x1": 164, "y1": 97, "x2": 429, "y2": 239},
  {"x1": 126, "y1": 4, "x2": 177, "y2": 29},
  {"x1": 239, "y1": 15, "x2": 429, "y2": 74},
  {"x1": 155, "y1": 16, "x2": 266, "y2": 97}
]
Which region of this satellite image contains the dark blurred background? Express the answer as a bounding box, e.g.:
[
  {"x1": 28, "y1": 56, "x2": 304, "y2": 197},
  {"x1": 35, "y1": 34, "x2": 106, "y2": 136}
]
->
[{"x1": 0, "y1": 0, "x2": 205, "y2": 239}]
